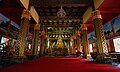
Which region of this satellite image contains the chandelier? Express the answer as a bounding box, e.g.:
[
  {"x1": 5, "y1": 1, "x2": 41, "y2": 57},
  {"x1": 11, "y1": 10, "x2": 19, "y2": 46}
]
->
[{"x1": 57, "y1": 5, "x2": 66, "y2": 18}]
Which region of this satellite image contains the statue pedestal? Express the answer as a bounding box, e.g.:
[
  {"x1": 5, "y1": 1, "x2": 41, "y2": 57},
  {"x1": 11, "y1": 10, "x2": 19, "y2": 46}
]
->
[
  {"x1": 56, "y1": 48, "x2": 64, "y2": 56},
  {"x1": 52, "y1": 47, "x2": 68, "y2": 56}
]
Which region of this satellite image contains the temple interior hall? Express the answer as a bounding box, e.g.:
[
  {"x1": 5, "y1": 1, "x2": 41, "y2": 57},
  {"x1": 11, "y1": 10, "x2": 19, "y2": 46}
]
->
[{"x1": 0, "y1": 0, "x2": 120, "y2": 72}]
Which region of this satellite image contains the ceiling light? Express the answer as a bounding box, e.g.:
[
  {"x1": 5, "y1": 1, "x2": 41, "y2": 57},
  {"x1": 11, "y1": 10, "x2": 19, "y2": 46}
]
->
[{"x1": 57, "y1": 5, "x2": 66, "y2": 18}]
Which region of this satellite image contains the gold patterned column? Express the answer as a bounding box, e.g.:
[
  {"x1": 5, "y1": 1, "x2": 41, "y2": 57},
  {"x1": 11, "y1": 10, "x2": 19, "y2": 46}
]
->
[
  {"x1": 44, "y1": 35, "x2": 48, "y2": 55},
  {"x1": 73, "y1": 35, "x2": 76, "y2": 54},
  {"x1": 68, "y1": 39, "x2": 70, "y2": 55},
  {"x1": 81, "y1": 24, "x2": 89, "y2": 58},
  {"x1": 32, "y1": 24, "x2": 40, "y2": 56},
  {"x1": 40, "y1": 31, "x2": 45, "y2": 56},
  {"x1": 92, "y1": 10, "x2": 108, "y2": 59},
  {"x1": 76, "y1": 31, "x2": 82, "y2": 52},
  {"x1": 46, "y1": 38, "x2": 49, "y2": 55},
  {"x1": 70, "y1": 37, "x2": 73, "y2": 54},
  {"x1": 18, "y1": 9, "x2": 30, "y2": 57},
  {"x1": 49, "y1": 39, "x2": 52, "y2": 55}
]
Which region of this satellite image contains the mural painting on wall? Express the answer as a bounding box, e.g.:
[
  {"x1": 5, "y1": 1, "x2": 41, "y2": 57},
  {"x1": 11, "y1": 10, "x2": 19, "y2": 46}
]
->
[
  {"x1": 88, "y1": 31, "x2": 96, "y2": 43},
  {"x1": 112, "y1": 15, "x2": 120, "y2": 35},
  {"x1": 88, "y1": 31, "x2": 95, "y2": 39},
  {"x1": 103, "y1": 22, "x2": 112, "y2": 38}
]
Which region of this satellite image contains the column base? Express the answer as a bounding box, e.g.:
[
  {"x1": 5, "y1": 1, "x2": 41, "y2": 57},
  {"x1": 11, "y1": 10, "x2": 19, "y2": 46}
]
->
[
  {"x1": 95, "y1": 54, "x2": 104, "y2": 63},
  {"x1": 17, "y1": 56, "x2": 27, "y2": 63},
  {"x1": 76, "y1": 52, "x2": 82, "y2": 57},
  {"x1": 83, "y1": 54, "x2": 87, "y2": 58},
  {"x1": 27, "y1": 55, "x2": 39, "y2": 60}
]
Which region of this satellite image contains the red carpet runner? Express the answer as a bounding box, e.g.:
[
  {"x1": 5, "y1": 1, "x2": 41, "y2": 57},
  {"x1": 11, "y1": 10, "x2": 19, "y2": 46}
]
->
[{"x1": 1, "y1": 56, "x2": 120, "y2": 72}]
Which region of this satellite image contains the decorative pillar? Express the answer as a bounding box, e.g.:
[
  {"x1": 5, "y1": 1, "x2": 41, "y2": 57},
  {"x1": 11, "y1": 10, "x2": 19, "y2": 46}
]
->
[
  {"x1": 49, "y1": 39, "x2": 52, "y2": 55},
  {"x1": 68, "y1": 39, "x2": 70, "y2": 55},
  {"x1": 32, "y1": 24, "x2": 40, "y2": 56},
  {"x1": 44, "y1": 35, "x2": 48, "y2": 55},
  {"x1": 73, "y1": 35, "x2": 76, "y2": 54},
  {"x1": 17, "y1": 9, "x2": 30, "y2": 57},
  {"x1": 92, "y1": 10, "x2": 108, "y2": 59},
  {"x1": 70, "y1": 37, "x2": 73, "y2": 54},
  {"x1": 81, "y1": 24, "x2": 89, "y2": 58},
  {"x1": 40, "y1": 31, "x2": 45, "y2": 56},
  {"x1": 76, "y1": 31, "x2": 82, "y2": 52},
  {"x1": 46, "y1": 38, "x2": 49, "y2": 55}
]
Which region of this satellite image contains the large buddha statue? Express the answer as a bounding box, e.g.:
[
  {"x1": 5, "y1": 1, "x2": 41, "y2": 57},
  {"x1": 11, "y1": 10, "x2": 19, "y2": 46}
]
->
[{"x1": 57, "y1": 36, "x2": 64, "y2": 48}]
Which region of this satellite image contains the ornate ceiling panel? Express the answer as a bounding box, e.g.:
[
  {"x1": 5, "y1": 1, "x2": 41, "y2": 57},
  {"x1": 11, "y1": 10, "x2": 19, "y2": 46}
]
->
[
  {"x1": 29, "y1": 0, "x2": 92, "y2": 35},
  {"x1": 35, "y1": 6, "x2": 87, "y2": 17},
  {"x1": 41, "y1": 19, "x2": 81, "y2": 27},
  {"x1": 30, "y1": 0, "x2": 92, "y2": 7}
]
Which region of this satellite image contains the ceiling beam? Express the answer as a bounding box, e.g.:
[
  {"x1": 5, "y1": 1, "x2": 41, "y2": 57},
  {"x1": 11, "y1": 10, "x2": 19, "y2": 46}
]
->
[
  {"x1": 83, "y1": 6, "x2": 92, "y2": 23},
  {"x1": 44, "y1": 25, "x2": 78, "y2": 27},
  {"x1": 40, "y1": 16, "x2": 82, "y2": 20},
  {"x1": 42, "y1": 4, "x2": 89, "y2": 7},
  {"x1": 20, "y1": 0, "x2": 29, "y2": 10},
  {"x1": 31, "y1": 0, "x2": 90, "y2": 7},
  {"x1": 0, "y1": 7, "x2": 23, "y2": 12},
  {"x1": 30, "y1": 6, "x2": 39, "y2": 23},
  {"x1": 100, "y1": 7, "x2": 120, "y2": 13},
  {"x1": 83, "y1": 0, "x2": 104, "y2": 23},
  {"x1": 93, "y1": 0, "x2": 104, "y2": 10},
  {"x1": 0, "y1": 13, "x2": 21, "y2": 25}
]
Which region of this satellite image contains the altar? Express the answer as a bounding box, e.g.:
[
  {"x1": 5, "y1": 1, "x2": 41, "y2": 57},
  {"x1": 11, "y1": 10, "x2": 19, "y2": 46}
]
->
[
  {"x1": 52, "y1": 48, "x2": 68, "y2": 56},
  {"x1": 51, "y1": 36, "x2": 68, "y2": 56}
]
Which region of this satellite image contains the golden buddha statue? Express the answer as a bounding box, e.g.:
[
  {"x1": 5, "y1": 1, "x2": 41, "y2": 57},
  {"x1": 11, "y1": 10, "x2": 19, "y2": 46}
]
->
[{"x1": 57, "y1": 36, "x2": 63, "y2": 48}]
